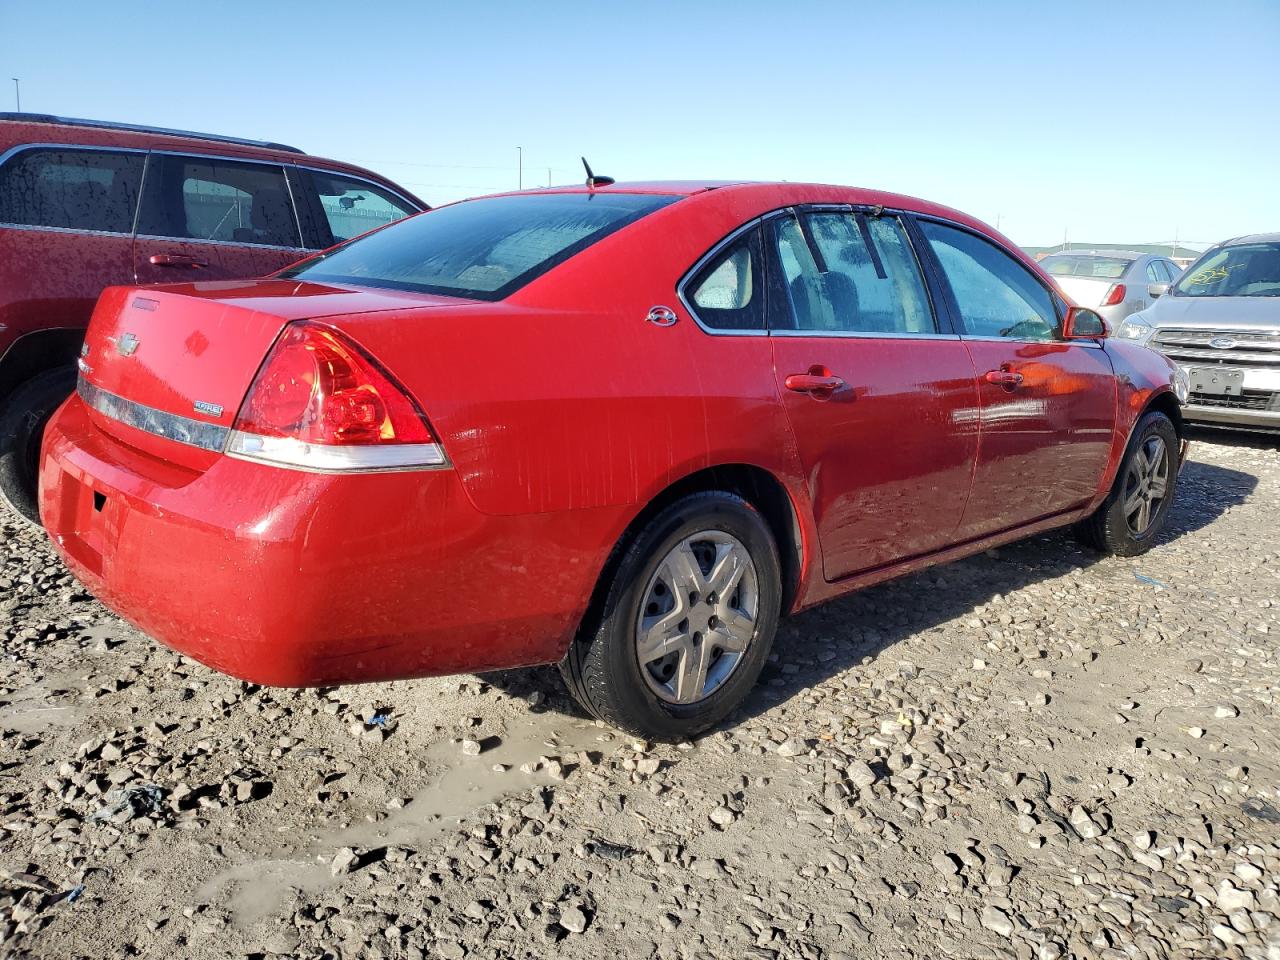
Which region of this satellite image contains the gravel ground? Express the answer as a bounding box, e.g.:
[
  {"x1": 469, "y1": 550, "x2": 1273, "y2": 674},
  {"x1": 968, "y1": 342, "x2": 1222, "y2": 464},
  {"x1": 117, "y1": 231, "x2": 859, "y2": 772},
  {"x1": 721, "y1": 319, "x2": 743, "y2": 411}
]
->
[{"x1": 1, "y1": 431, "x2": 1278, "y2": 960}]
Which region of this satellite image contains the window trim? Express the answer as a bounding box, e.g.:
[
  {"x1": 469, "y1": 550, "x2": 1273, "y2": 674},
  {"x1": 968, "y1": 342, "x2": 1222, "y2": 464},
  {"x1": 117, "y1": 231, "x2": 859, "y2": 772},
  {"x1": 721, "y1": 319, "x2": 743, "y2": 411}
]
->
[
  {"x1": 676, "y1": 216, "x2": 771, "y2": 338},
  {"x1": 910, "y1": 213, "x2": 1103, "y2": 349},
  {"x1": 0, "y1": 141, "x2": 147, "y2": 238}
]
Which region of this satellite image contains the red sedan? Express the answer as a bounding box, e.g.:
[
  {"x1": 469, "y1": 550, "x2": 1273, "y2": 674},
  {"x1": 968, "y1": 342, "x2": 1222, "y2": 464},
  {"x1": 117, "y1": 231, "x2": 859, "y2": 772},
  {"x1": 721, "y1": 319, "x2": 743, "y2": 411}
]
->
[{"x1": 39, "y1": 180, "x2": 1187, "y2": 739}]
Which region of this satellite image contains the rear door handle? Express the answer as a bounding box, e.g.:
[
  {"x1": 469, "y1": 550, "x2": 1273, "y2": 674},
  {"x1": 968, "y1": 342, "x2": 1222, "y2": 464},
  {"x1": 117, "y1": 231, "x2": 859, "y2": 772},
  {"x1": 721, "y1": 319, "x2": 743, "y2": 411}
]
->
[
  {"x1": 784, "y1": 372, "x2": 846, "y2": 397},
  {"x1": 983, "y1": 369, "x2": 1024, "y2": 387},
  {"x1": 149, "y1": 253, "x2": 208, "y2": 268}
]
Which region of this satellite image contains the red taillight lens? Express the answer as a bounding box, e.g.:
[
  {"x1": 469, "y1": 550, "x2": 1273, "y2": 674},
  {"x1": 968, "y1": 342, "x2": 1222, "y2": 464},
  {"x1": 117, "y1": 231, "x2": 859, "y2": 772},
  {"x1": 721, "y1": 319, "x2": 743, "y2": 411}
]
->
[
  {"x1": 234, "y1": 322, "x2": 433, "y2": 445},
  {"x1": 1101, "y1": 283, "x2": 1126, "y2": 306},
  {"x1": 228, "y1": 322, "x2": 446, "y2": 472}
]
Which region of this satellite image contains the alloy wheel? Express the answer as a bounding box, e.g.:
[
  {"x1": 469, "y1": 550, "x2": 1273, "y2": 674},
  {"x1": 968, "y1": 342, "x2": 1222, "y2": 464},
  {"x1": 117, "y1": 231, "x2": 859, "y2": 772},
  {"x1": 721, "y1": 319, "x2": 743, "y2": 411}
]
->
[
  {"x1": 1122, "y1": 435, "x2": 1170, "y2": 536},
  {"x1": 635, "y1": 531, "x2": 759, "y2": 705}
]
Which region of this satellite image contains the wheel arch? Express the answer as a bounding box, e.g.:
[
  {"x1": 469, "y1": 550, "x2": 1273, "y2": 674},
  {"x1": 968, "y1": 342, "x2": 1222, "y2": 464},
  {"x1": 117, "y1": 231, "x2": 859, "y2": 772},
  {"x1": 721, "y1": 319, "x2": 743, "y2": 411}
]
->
[
  {"x1": 1141, "y1": 387, "x2": 1184, "y2": 439},
  {"x1": 0, "y1": 327, "x2": 83, "y2": 405},
  {"x1": 570, "y1": 464, "x2": 809, "y2": 659}
]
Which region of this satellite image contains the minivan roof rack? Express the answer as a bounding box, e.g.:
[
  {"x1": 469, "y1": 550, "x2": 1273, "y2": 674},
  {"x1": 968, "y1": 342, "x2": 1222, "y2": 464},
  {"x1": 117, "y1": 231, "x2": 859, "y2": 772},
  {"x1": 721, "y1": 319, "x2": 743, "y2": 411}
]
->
[{"x1": 0, "y1": 112, "x2": 305, "y2": 155}]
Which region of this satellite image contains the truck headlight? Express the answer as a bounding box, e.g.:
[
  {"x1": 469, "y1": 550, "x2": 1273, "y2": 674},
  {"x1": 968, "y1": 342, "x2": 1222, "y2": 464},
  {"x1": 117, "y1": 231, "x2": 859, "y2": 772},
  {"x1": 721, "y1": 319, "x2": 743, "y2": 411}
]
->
[
  {"x1": 1116, "y1": 315, "x2": 1154, "y2": 344},
  {"x1": 1173, "y1": 365, "x2": 1190, "y2": 404}
]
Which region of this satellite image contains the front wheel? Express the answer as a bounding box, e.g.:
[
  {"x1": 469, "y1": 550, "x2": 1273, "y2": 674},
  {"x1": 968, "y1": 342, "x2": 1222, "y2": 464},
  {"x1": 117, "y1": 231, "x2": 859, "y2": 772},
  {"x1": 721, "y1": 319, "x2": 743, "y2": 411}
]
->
[
  {"x1": 1075, "y1": 410, "x2": 1179, "y2": 556},
  {"x1": 560, "y1": 491, "x2": 782, "y2": 741},
  {"x1": 0, "y1": 367, "x2": 77, "y2": 525}
]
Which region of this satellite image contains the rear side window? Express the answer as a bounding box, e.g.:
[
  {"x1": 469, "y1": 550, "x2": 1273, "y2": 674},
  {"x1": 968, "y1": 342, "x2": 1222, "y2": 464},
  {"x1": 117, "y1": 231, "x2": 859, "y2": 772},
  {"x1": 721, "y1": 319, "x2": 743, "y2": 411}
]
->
[
  {"x1": 921, "y1": 220, "x2": 1059, "y2": 341},
  {"x1": 304, "y1": 169, "x2": 417, "y2": 246},
  {"x1": 685, "y1": 225, "x2": 767, "y2": 331},
  {"x1": 286, "y1": 192, "x2": 678, "y2": 300},
  {"x1": 770, "y1": 211, "x2": 935, "y2": 334},
  {"x1": 137, "y1": 155, "x2": 300, "y2": 247},
  {"x1": 0, "y1": 147, "x2": 143, "y2": 233},
  {"x1": 1041, "y1": 255, "x2": 1131, "y2": 279}
]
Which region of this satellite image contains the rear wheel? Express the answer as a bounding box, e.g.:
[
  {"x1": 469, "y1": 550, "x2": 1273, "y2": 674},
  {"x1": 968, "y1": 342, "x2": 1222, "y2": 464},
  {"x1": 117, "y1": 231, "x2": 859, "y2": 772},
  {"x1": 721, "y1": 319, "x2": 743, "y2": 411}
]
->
[
  {"x1": 560, "y1": 491, "x2": 782, "y2": 741},
  {"x1": 0, "y1": 367, "x2": 77, "y2": 525},
  {"x1": 1075, "y1": 410, "x2": 1179, "y2": 556}
]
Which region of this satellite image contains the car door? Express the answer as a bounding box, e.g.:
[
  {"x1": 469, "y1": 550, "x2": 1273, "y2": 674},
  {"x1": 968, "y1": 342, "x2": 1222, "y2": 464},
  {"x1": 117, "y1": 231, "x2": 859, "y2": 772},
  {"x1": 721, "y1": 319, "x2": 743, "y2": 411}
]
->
[
  {"x1": 916, "y1": 218, "x2": 1116, "y2": 539},
  {"x1": 132, "y1": 153, "x2": 309, "y2": 284},
  {"x1": 765, "y1": 207, "x2": 979, "y2": 580},
  {"x1": 0, "y1": 145, "x2": 144, "y2": 331}
]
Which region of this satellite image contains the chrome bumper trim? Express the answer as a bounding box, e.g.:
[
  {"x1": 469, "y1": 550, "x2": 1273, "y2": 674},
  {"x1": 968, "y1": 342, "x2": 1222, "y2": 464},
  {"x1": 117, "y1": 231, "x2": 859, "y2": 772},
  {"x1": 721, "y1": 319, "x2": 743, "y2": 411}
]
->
[{"x1": 78, "y1": 376, "x2": 230, "y2": 453}]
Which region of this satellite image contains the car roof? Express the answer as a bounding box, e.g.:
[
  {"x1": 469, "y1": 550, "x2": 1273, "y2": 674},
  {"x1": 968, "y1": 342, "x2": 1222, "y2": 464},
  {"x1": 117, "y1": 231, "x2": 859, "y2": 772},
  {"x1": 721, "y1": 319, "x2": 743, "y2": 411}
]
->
[
  {"x1": 0, "y1": 111, "x2": 304, "y2": 154},
  {"x1": 1224, "y1": 232, "x2": 1280, "y2": 246},
  {"x1": 1043, "y1": 250, "x2": 1148, "y2": 260}
]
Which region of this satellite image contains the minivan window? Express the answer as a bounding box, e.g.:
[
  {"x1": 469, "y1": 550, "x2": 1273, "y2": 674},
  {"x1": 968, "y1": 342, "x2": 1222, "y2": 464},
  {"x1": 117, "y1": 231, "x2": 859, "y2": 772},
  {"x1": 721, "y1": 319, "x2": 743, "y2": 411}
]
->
[
  {"x1": 770, "y1": 211, "x2": 934, "y2": 334},
  {"x1": 137, "y1": 155, "x2": 300, "y2": 247},
  {"x1": 922, "y1": 221, "x2": 1059, "y2": 341},
  {"x1": 0, "y1": 147, "x2": 143, "y2": 234},
  {"x1": 285, "y1": 192, "x2": 678, "y2": 300},
  {"x1": 305, "y1": 169, "x2": 416, "y2": 245},
  {"x1": 1173, "y1": 242, "x2": 1280, "y2": 298}
]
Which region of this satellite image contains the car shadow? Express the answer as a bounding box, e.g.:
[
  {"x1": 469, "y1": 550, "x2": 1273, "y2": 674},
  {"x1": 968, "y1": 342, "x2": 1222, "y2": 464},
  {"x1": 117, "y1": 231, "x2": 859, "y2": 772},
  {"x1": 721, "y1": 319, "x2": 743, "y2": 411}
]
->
[
  {"x1": 1186, "y1": 425, "x2": 1279, "y2": 451},
  {"x1": 481, "y1": 460, "x2": 1257, "y2": 735}
]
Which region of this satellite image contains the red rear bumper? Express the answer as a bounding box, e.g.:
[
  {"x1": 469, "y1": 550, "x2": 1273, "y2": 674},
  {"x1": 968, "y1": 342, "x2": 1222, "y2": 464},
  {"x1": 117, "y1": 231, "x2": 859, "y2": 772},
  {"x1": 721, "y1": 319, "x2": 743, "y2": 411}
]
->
[{"x1": 39, "y1": 396, "x2": 611, "y2": 686}]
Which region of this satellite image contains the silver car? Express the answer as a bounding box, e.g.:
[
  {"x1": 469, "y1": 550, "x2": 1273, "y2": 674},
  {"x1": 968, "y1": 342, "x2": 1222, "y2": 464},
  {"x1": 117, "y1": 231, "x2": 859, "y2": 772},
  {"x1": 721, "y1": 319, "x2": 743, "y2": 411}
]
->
[
  {"x1": 1116, "y1": 233, "x2": 1280, "y2": 431},
  {"x1": 1040, "y1": 250, "x2": 1183, "y2": 329}
]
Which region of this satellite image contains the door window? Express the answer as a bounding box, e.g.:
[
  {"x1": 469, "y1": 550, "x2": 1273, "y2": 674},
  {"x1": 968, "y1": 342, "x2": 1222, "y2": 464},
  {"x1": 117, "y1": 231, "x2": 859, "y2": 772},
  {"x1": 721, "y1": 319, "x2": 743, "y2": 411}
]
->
[
  {"x1": 306, "y1": 170, "x2": 416, "y2": 246},
  {"x1": 0, "y1": 147, "x2": 143, "y2": 233},
  {"x1": 769, "y1": 211, "x2": 935, "y2": 334},
  {"x1": 137, "y1": 155, "x2": 300, "y2": 247},
  {"x1": 920, "y1": 220, "x2": 1059, "y2": 341},
  {"x1": 684, "y1": 225, "x2": 768, "y2": 331}
]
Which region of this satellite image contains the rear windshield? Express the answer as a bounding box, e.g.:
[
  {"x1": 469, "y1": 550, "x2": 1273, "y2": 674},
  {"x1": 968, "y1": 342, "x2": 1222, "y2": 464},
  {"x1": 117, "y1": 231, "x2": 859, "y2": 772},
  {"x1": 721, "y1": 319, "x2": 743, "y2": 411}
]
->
[
  {"x1": 1041, "y1": 255, "x2": 1132, "y2": 279},
  {"x1": 1173, "y1": 242, "x2": 1280, "y2": 298},
  {"x1": 283, "y1": 191, "x2": 679, "y2": 300}
]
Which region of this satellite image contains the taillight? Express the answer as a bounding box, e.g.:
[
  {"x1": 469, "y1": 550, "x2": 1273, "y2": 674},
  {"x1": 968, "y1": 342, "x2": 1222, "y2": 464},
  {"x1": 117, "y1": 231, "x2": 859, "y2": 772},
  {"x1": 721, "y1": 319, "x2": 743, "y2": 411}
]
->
[
  {"x1": 226, "y1": 321, "x2": 447, "y2": 472},
  {"x1": 1101, "y1": 283, "x2": 1126, "y2": 306}
]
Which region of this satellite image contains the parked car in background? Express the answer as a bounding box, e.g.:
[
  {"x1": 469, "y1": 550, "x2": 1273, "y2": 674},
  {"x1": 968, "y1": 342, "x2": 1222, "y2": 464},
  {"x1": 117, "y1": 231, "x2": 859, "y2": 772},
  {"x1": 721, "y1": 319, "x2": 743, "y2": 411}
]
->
[
  {"x1": 41, "y1": 180, "x2": 1186, "y2": 740},
  {"x1": 1116, "y1": 233, "x2": 1280, "y2": 431},
  {"x1": 0, "y1": 112, "x2": 425, "y2": 522},
  {"x1": 1040, "y1": 250, "x2": 1183, "y2": 330}
]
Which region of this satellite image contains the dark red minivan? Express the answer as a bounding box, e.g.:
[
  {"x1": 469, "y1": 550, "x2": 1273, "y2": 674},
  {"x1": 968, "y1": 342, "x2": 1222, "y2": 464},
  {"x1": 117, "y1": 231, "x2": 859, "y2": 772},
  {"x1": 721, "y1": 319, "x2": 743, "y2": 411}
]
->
[{"x1": 0, "y1": 112, "x2": 424, "y2": 521}]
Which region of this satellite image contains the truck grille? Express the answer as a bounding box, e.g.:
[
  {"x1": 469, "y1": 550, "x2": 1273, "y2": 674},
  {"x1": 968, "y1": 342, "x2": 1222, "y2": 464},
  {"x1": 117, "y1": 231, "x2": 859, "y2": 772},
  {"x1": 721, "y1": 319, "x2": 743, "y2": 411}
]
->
[
  {"x1": 1151, "y1": 328, "x2": 1280, "y2": 368},
  {"x1": 1189, "y1": 390, "x2": 1278, "y2": 412}
]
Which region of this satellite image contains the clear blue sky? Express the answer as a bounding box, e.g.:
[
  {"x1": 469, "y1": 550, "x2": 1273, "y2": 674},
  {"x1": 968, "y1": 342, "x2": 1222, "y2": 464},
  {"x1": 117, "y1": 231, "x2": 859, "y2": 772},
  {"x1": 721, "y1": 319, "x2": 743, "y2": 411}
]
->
[{"x1": 2, "y1": 0, "x2": 1277, "y2": 248}]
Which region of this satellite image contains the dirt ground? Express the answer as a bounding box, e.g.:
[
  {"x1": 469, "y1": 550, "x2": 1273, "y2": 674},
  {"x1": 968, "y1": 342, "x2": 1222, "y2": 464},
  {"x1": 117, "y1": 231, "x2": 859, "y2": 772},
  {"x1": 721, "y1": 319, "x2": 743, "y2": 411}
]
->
[{"x1": 1, "y1": 428, "x2": 1278, "y2": 960}]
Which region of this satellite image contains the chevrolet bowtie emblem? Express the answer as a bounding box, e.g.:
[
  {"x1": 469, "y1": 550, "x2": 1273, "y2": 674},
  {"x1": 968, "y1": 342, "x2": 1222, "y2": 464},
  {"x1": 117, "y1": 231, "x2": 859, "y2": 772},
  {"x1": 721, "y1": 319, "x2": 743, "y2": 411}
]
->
[{"x1": 115, "y1": 333, "x2": 140, "y2": 357}]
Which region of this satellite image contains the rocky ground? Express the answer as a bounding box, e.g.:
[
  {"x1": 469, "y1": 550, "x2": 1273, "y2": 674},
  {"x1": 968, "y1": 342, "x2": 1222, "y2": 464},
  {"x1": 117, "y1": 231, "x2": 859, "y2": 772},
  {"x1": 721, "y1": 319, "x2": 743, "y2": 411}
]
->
[{"x1": 1, "y1": 429, "x2": 1278, "y2": 960}]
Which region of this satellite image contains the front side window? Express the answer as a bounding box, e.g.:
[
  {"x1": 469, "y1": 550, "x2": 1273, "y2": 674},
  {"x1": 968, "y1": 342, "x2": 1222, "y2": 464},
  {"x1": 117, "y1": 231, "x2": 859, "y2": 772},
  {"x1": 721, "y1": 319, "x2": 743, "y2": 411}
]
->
[
  {"x1": 769, "y1": 211, "x2": 934, "y2": 334},
  {"x1": 1174, "y1": 242, "x2": 1280, "y2": 298},
  {"x1": 286, "y1": 191, "x2": 678, "y2": 300},
  {"x1": 1146, "y1": 260, "x2": 1166, "y2": 283},
  {"x1": 685, "y1": 225, "x2": 766, "y2": 330},
  {"x1": 306, "y1": 169, "x2": 417, "y2": 246},
  {"x1": 0, "y1": 147, "x2": 143, "y2": 233},
  {"x1": 921, "y1": 221, "x2": 1059, "y2": 341},
  {"x1": 137, "y1": 155, "x2": 300, "y2": 247}
]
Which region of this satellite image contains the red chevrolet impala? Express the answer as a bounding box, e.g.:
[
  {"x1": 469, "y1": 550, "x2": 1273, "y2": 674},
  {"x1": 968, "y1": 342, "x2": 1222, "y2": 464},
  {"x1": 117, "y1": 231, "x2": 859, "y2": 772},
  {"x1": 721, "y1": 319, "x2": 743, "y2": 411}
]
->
[{"x1": 39, "y1": 181, "x2": 1187, "y2": 739}]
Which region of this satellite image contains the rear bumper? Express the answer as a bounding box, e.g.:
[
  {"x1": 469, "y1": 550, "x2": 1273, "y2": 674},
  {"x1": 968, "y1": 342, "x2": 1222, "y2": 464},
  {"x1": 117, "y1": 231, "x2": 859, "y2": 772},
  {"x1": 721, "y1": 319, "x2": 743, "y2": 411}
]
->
[{"x1": 39, "y1": 396, "x2": 611, "y2": 686}]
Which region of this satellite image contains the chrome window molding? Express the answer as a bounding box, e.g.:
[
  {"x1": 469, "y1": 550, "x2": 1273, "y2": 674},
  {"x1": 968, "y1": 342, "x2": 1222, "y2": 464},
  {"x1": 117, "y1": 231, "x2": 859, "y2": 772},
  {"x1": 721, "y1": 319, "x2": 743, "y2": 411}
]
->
[
  {"x1": 0, "y1": 221, "x2": 133, "y2": 239},
  {"x1": 132, "y1": 232, "x2": 308, "y2": 253},
  {"x1": 678, "y1": 203, "x2": 955, "y2": 341},
  {"x1": 960, "y1": 334, "x2": 1104, "y2": 349},
  {"x1": 78, "y1": 377, "x2": 229, "y2": 452}
]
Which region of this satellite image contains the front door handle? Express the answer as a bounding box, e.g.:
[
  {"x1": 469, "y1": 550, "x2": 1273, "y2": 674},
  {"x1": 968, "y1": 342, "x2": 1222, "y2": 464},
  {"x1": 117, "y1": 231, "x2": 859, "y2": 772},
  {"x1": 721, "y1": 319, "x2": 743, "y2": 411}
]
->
[
  {"x1": 983, "y1": 369, "x2": 1024, "y2": 387},
  {"x1": 149, "y1": 253, "x2": 208, "y2": 268},
  {"x1": 784, "y1": 370, "x2": 846, "y2": 398}
]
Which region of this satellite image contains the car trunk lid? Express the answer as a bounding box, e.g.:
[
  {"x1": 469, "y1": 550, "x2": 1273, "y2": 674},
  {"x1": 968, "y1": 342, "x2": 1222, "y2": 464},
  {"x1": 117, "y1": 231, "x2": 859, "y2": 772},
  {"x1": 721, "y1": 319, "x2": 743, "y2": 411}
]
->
[{"x1": 77, "y1": 279, "x2": 468, "y2": 469}]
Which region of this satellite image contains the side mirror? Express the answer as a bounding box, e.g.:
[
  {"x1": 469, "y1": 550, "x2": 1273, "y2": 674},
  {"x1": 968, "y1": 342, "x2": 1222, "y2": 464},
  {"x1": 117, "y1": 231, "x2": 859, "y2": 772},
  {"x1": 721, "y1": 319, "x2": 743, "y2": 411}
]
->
[
  {"x1": 1148, "y1": 282, "x2": 1169, "y2": 298},
  {"x1": 1063, "y1": 306, "x2": 1107, "y2": 340}
]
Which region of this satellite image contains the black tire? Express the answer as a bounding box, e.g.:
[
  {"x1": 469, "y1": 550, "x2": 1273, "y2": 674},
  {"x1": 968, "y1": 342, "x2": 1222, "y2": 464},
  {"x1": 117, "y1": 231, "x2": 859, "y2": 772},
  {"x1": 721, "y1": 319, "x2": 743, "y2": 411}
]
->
[
  {"x1": 1075, "y1": 411, "x2": 1179, "y2": 556},
  {"x1": 0, "y1": 366, "x2": 77, "y2": 526},
  {"x1": 560, "y1": 491, "x2": 782, "y2": 741}
]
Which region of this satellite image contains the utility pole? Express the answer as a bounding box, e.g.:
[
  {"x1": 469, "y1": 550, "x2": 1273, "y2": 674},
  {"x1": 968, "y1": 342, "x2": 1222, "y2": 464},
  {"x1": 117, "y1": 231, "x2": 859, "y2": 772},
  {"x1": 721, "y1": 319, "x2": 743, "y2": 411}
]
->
[
  {"x1": 517, "y1": 146, "x2": 522, "y2": 190},
  {"x1": 11, "y1": 78, "x2": 19, "y2": 112},
  {"x1": 547, "y1": 167, "x2": 551, "y2": 188},
  {"x1": 1062, "y1": 227, "x2": 1068, "y2": 252}
]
